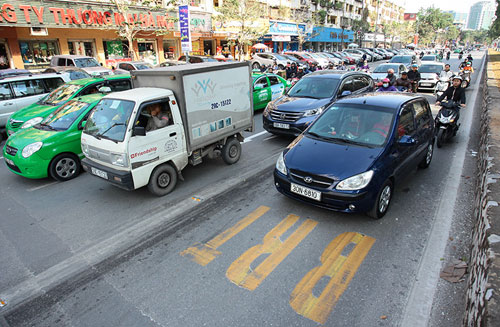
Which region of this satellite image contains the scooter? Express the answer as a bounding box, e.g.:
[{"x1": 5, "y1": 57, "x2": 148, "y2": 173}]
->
[
  {"x1": 435, "y1": 77, "x2": 450, "y2": 97},
  {"x1": 435, "y1": 100, "x2": 460, "y2": 148},
  {"x1": 460, "y1": 70, "x2": 471, "y2": 88}
]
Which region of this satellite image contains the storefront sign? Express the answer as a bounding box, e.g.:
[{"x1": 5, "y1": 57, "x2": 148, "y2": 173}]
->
[
  {"x1": 309, "y1": 26, "x2": 354, "y2": 43},
  {"x1": 190, "y1": 12, "x2": 211, "y2": 33},
  {"x1": 269, "y1": 21, "x2": 305, "y2": 36},
  {"x1": 272, "y1": 35, "x2": 291, "y2": 42},
  {"x1": 0, "y1": 1, "x2": 176, "y2": 30},
  {"x1": 179, "y1": 5, "x2": 192, "y2": 52}
]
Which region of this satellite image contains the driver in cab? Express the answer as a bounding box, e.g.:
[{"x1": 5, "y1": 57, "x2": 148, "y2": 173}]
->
[{"x1": 145, "y1": 103, "x2": 170, "y2": 132}]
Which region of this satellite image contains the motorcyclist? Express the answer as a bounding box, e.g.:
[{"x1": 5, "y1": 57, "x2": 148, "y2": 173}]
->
[
  {"x1": 462, "y1": 61, "x2": 474, "y2": 74},
  {"x1": 407, "y1": 64, "x2": 421, "y2": 93},
  {"x1": 439, "y1": 64, "x2": 454, "y2": 79},
  {"x1": 458, "y1": 58, "x2": 468, "y2": 70},
  {"x1": 467, "y1": 53, "x2": 473, "y2": 62},
  {"x1": 376, "y1": 78, "x2": 398, "y2": 92},
  {"x1": 395, "y1": 72, "x2": 412, "y2": 90},
  {"x1": 385, "y1": 68, "x2": 397, "y2": 86},
  {"x1": 359, "y1": 60, "x2": 370, "y2": 72},
  {"x1": 436, "y1": 75, "x2": 466, "y2": 120}
]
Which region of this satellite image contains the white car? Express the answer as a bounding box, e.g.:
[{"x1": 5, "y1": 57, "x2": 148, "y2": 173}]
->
[
  {"x1": 50, "y1": 55, "x2": 113, "y2": 76},
  {"x1": 371, "y1": 63, "x2": 407, "y2": 83},
  {"x1": 250, "y1": 53, "x2": 289, "y2": 70},
  {"x1": 417, "y1": 62, "x2": 445, "y2": 92},
  {"x1": 307, "y1": 53, "x2": 330, "y2": 68}
]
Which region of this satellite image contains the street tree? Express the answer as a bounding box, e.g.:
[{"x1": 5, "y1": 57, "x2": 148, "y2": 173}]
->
[{"x1": 416, "y1": 7, "x2": 454, "y2": 46}]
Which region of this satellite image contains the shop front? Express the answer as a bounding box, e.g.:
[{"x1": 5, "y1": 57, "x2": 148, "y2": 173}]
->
[
  {"x1": 264, "y1": 21, "x2": 306, "y2": 53},
  {"x1": 308, "y1": 26, "x2": 355, "y2": 51},
  {"x1": 0, "y1": 0, "x2": 178, "y2": 69}
]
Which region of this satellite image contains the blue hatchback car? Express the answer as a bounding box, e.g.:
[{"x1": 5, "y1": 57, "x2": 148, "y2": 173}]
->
[{"x1": 274, "y1": 93, "x2": 435, "y2": 219}]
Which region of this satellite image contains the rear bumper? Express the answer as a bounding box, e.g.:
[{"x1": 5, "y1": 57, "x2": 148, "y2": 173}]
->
[{"x1": 81, "y1": 158, "x2": 134, "y2": 190}]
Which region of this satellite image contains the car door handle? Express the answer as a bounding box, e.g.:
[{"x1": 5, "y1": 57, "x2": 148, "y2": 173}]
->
[
  {"x1": 3, "y1": 102, "x2": 13, "y2": 106},
  {"x1": 169, "y1": 132, "x2": 176, "y2": 137}
]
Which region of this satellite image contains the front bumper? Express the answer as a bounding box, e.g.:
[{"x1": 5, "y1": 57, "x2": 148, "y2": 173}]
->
[
  {"x1": 274, "y1": 170, "x2": 376, "y2": 213},
  {"x1": 81, "y1": 158, "x2": 134, "y2": 191},
  {"x1": 2, "y1": 147, "x2": 49, "y2": 179},
  {"x1": 418, "y1": 81, "x2": 437, "y2": 91},
  {"x1": 262, "y1": 113, "x2": 316, "y2": 137}
]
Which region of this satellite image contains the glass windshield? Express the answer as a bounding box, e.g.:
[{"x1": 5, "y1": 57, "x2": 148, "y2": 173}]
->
[
  {"x1": 272, "y1": 54, "x2": 288, "y2": 60},
  {"x1": 391, "y1": 56, "x2": 411, "y2": 63},
  {"x1": 135, "y1": 63, "x2": 152, "y2": 70},
  {"x1": 74, "y1": 58, "x2": 100, "y2": 68},
  {"x1": 373, "y1": 65, "x2": 398, "y2": 73},
  {"x1": 39, "y1": 100, "x2": 90, "y2": 131},
  {"x1": 419, "y1": 65, "x2": 443, "y2": 73},
  {"x1": 84, "y1": 98, "x2": 135, "y2": 142},
  {"x1": 40, "y1": 83, "x2": 83, "y2": 105},
  {"x1": 307, "y1": 104, "x2": 395, "y2": 147},
  {"x1": 287, "y1": 77, "x2": 339, "y2": 99},
  {"x1": 202, "y1": 57, "x2": 218, "y2": 62},
  {"x1": 421, "y1": 56, "x2": 436, "y2": 61}
]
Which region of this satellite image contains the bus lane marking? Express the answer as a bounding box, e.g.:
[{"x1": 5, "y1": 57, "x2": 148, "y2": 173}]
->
[
  {"x1": 226, "y1": 215, "x2": 317, "y2": 291},
  {"x1": 290, "y1": 232, "x2": 376, "y2": 324},
  {"x1": 180, "y1": 205, "x2": 270, "y2": 266}
]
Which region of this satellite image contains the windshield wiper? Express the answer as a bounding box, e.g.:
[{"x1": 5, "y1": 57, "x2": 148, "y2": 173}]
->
[
  {"x1": 291, "y1": 95, "x2": 318, "y2": 99},
  {"x1": 94, "y1": 123, "x2": 126, "y2": 143},
  {"x1": 331, "y1": 137, "x2": 372, "y2": 147},
  {"x1": 38, "y1": 123, "x2": 57, "y2": 131}
]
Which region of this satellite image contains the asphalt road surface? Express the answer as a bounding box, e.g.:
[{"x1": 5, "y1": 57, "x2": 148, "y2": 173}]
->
[{"x1": 0, "y1": 52, "x2": 484, "y2": 326}]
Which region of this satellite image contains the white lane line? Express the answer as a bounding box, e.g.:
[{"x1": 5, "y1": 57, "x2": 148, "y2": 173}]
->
[
  {"x1": 263, "y1": 135, "x2": 278, "y2": 141},
  {"x1": 27, "y1": 181, "x2": 59, "y2": 192},
  {"x1": 243, "y1": 130, "x2": 269, "y2": 143},
  {"x1": 0, "y1": 156, "x2": 3, "y2": 160}
]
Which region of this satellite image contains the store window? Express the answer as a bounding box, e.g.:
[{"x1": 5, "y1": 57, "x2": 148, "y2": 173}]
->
[
  {"x1": 103, "y1": 40, "x2": 130, "y2": 60},
  {"x1": 19, "y1": 40, "x2": 59, "y2": 67},
  {"x1": 138, "y1": 41, "x2": 157, "y2": 65},
  {"x1": 163, "y1": 39, "x2": 178, "y2": 59},
  {"x1": 68, "y1": 41, "x2": 96, "y2": 57},
  {"x1": 0, "y1": 43, "x2": 11, "y2": 69}
]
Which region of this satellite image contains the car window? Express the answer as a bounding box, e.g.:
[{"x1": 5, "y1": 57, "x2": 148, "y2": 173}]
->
[
  {"x1": 123, "y1": 64, "x2": 134, "y2": 71},
  {"x1": 0, "y1": 83, "x2": 13, "y2": 100},
  {"x1": 413, "y1": 101, "x2": 432, "y2": 128},
  {"x1": 67, "y1": 59, "x2": 75, "y2": 67},
  {"x1": 353, "y1": 77, "x2": 369, "y2": 91},
  {"x1": 109, "y1": 79, "x2": 132, "y2": 92},
  {"x1": 189, "y1": 57, "x2": 202, "y2": 63},
  {"x1": 11, "y1": 79, "x2": 46, "y2": 97},
  {"x1": 57, "y1": 58, "x2": 66, "y2": 66},
  {"x1": 398, "y1": 105, "x2": 416, "y2": 138},
  {"x1": 268, "y1": 75, "x2": 281, "y2": 86},
  {"x1": 43, "y1": 77, "x2": 65, "y2": 92},
  {"x1": 254, "y1": 76, "x2": 268, "y2": 89},
  {"x1": 338, "y1": 78, "x2": 354, "y2": 94}
]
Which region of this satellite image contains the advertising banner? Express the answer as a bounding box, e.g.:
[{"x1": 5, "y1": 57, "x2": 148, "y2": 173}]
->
[{"x1": 179, "y1": 5, "x2": 191, "y2": 53}]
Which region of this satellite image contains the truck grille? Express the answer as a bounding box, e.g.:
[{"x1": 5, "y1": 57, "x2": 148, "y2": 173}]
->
[
  {"x1": 5, "y1": 145, "x2": 18, "y2": 156},
  {"x1": 88, "y1": 145, "x2": 112, "y2": 164},
  {"x1": 270, "y1": 109, "x2": 303, "y2": 122},
  {"x1": 289, "y1": 169, "x2": 334, "y2": 188},
  {"x1": 9, "y1": 119, "x2": 23, "y2": 128}
]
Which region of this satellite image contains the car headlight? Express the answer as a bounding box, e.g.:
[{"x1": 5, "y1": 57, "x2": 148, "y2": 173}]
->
[
  {"x1": 276, "y1": 152, "x2": 287, "y2": 175},
  {"x1": 21, "y1": 117, "x2": 43, "y2": 129},
  {"x1": 22, "y1": 142, "x2": 43, "y2": 158},
  {"x1": 304, "y1": 105, "x2": 325, "y2": 117},
  {"x1": 264, "y1": 102, "x2": 276, "y2": 117},
  {"x1": 110, "y1": 152, "x2": 128, "y2": 167},
  {"x1": 336, "y1": 170, "x2": 374, "y2": 191},
  {"x1": 81, "y1": 141, "x2": 89, "y2": 156}
]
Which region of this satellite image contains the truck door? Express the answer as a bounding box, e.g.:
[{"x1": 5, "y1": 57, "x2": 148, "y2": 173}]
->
[{"x1": 128, "y1": 99, "x2": 184, "y2": 184}]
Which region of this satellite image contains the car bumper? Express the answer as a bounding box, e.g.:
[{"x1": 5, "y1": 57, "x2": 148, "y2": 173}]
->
[
  {"x1": 418, "y1": 82, "x2": 437, "y2": 90},
  {"x1": 81, "y1": 158, "x2": 134, "y2": 191},
  {"x1": 262, "y1": 114, "x2": 316, "y2": 137},
  {"x1": 274, "y1": 170, "x2": 376, "y2": 213},
  {"x1": 2, "y1": 149, "x2": 49, "y2": 179}
]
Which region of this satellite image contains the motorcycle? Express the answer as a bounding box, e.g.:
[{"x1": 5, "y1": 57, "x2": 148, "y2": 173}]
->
[
  {"x1": 460, "y1": 70, "x2": 471, "y2": 88},
  {"x1": 435, "y1": 101, "x2": 460, "y2": 148},
  {"x1": 435, "y1": 77, "x2": 450, "y2": 97}
]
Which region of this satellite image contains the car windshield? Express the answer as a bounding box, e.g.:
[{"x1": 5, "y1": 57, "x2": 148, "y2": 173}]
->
[
  {"x1": 300, "y1": 53, "x2": 314, "y2": 59},
  {"x1": 272, "y1": 54, "x2": 288, "y2": 60},
  {"x1": 373, "y1": 65, "x2": 399, "y2": 73},
  {"x1": 308, "y1": 104, "x2": 395, "y2": 147},
  {"x1": 419, "y1": 65, "x2": 443, "y2": 73},
  {"x1": 390, "y1": 56, "x2": 411, "y2": 63},
  {"x1": 202, "y1": 57, "x2": 218, "y2": 62},
  {"x1": 40, "y1": 83, "x2": 83, "y2": 105},
  {"x1": 38, "y1": 100, "x2": 90, "y2": 131},
  {"x1": 74, "y1": 58, "x2": 101, "y2": 68},
  {"x1": 287, "y1": 77, "x2": 339, "y2": 99},
  {"x1": 84, "y1": 98, "x2": 135, "y2": 142},
  {"x1": 135, "y1": 63, "x2": 153, "y2": 70}
]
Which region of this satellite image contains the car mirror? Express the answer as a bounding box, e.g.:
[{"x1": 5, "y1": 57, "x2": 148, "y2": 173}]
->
[
  {"x1": 78, "y1": 120, "x2": 87, "y2": 130},
  {"x1": 398, "y1": 135, "x2": 416, "y2": 145},
  {"x1": 98, "y1": 86, "x2": 112, "y2": 93},
  {"x1": 339, "y1": 90, "x2": 352, "y2": 97},
  {"x1": 133, "y1": 126, "x2": 146, "y2": 136},
  {"x1": 254, "y1": 84, "x2": 263, "y2": 90}
]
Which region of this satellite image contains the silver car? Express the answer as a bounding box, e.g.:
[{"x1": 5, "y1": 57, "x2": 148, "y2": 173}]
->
[
  {"x1": 417, "y1": 62, "x2": 445, "y2": 92},
  {"x1": 50, "y1": 55, "x2": 113, "y2": 76},
  {"x1": 250, "y1": 53, "x2": 289, "y2": 70},
  {"x1": 371, "y1": 63, "x2": 407, "y2": 83}
]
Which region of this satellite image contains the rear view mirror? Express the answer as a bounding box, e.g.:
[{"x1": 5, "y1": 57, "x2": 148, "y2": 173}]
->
[
  {"x1": 398, "y1": 135, "x2": 416, "y2": 145},
  {"x1": 133, "y1": 126, "x2": 146, "y2": 136},
  {"x1": 78, "y1": 120, "x2": 87, "y2": 130},
  {"x1": 340, "y1": 90, "x2": 352, "y2": 97},
  {"x1": 98, "y1": 86, "x2": 112, "y2": 93}
]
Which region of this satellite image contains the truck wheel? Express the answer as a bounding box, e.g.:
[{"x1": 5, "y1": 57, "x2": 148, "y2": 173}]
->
[
  {"x1": 49, "y1": 153, "x2": 81, "y2": 182},
  {"x1": 148, "y1": 163, "x2": 178, "y2": 196},
  {"x1": 221, "y1": 138, "x2": 241, "y2": 165}
]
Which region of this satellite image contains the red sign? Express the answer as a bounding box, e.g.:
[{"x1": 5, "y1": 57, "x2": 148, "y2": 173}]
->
[{"x1": 404, "y1": 13, "x2": 417, "y2": 21}]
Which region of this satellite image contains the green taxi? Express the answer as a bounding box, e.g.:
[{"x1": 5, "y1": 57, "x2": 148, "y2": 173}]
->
[
  {"x1": 3, "y1": 94, "x2": 104, "y2": 181},
  {"x1": 252, "y1": 72, "x2": 290, "y2": 110},
  {"x1": 6, "y1": 74, "x2": 131, "y2": 135}
]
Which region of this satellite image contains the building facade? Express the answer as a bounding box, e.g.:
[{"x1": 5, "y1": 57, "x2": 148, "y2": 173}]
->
[{"x1": 467, "y1": 1, "x2": 497, "y2": 30}]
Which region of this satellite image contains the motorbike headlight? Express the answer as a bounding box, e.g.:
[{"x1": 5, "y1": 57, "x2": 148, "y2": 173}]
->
[
  {"x1": 22, "y1": 142, "x2": 43, "y2": 158},
  {"x1": 275, "y1": 152, "x2": 287, "y2": 175},
  {"x1": 336, "y1": 170, "x2": 374, "y2": 191},
  {"x1": 304, "y1": 105, "x2": 326, "y2": 117},
  {"x1": 110, "y1": 152, "x2": 128, "y2": 167},
  {"x1": 21, "y1": 117, "x2": 43, "y2": 129},
  {"x1": 439, "y1": 116, "x2": 452, "y2": 124}
]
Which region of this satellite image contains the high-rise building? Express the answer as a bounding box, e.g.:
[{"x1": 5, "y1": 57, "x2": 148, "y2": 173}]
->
[{"x1": 467, "y1": 1, "x2": 497, "y2": 30}]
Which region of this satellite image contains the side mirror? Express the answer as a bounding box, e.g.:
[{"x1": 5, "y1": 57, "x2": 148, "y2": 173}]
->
[
  {"x1": 98, "y1": 86, "x2": 112, "y2": 93},
  {"x1": 133, "y1": 126, "x2": 146, "y2": 136},
  {"x1": 78, "y1": 120, "x2": 87, "y2": 130},
  {"x1": 398, "y1": 135, "x2": 416, "y2": 145},
  {"x1": 340, "y1": 90, "x2": 352, "y2": 97}
]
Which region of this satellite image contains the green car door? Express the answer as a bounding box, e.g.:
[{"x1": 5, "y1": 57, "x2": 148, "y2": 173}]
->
[{"x1": 253, "y1": 75, "x2": 271, "y2": 111}]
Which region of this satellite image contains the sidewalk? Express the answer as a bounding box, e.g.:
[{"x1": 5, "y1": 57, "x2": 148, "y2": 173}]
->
[{"x1": 463, "y1": 49, "x2": 500, "y2": 325}]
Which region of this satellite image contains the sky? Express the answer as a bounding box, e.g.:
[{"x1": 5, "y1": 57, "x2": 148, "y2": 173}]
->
[{"x1": 395, "y1": 0, "x2": 474, "y2": 14}]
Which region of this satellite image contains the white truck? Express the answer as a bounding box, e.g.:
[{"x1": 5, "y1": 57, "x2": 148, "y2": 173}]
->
[{"x1": 80, "y1": 62, "x2": 253, "y2": 196}]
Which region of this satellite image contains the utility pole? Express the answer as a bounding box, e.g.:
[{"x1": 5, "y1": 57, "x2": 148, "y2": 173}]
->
[{"x1": 374, "y1": 0, "x2": 380, "y2": 48}]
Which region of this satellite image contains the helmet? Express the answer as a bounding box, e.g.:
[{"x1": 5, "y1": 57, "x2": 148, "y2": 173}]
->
[
  {"x1": 382, "y1": 78, "x2": 390, "y2": 83},
  {"x1": 411, "y1": 64, "x2": 418, "y2": 68},
  {"x1": 466, "y1": 62, "x2": 471, "y2": 66},
  {"x1": 452, "y1": 75, "x2": 463, "y2": 81}
]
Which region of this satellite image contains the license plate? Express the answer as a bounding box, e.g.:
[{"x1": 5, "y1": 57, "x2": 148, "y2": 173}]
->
[
  {"x1": 91, "y1": 167, "x2": 108, "y2": 180},
  {"x1": 291, "y1": 183, "x2": 321, "y2": 201},
  {"x1": 5, "y1": 158, "x2": 14, "y2": 166},
  {"x1": 421, "y1": 83, "x2": 432, "y2": 87},
  {"x1": 274, "y1": 122, "x2": 290, "y2": 129}
]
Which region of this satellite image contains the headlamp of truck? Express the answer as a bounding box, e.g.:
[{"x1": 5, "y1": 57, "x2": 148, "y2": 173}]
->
[{"x1": 110, "y1": 152, "x2": 128, "y2": 167}]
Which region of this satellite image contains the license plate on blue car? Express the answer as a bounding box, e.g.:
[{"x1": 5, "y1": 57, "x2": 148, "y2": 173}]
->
[{"x1": 291, "y1": 183, "x2": 321, "y2": 201}]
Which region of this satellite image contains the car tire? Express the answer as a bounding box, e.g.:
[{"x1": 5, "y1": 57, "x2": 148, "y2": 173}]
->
[
  {"x1": 49, "y1": 153, "x2": 81, "y2": 182},
  {"x1": 252, "y1": 62, "x2": 260, "y2": 70},
  {"x1": 221, "y1": 137, "x2": 241, "y2": 165},
  {"x1": 367, "y1": 179, "x2": 393, "y2": 220},
  {"x1": 418, "y1": 141, "x2": 434, "y2": 169},
  {"x1": 147, "y1": 163, "x2": 178, "y2": 196},
  {"x1": 436, "y1": 129, "x2": 445, "y2": 148}
]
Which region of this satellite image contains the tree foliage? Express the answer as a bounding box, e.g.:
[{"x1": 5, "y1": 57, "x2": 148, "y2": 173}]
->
[
  {"x1": 416, "y1": 7, "x2": 454, "y2": 46},
  {"x1": 489, "y1": 0, "x2": 500, "y2": 39}
]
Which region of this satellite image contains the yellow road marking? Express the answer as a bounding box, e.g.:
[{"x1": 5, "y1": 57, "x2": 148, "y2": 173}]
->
[
  {"x1": 180, "y1": 205, "x2": 270, "y2": 266},
  {"x1": 226, "y1": 215, "x2": 317, "y2": 290},
  {"x1": 290, "y1": 232, "x2": 376, "y2": 324}
]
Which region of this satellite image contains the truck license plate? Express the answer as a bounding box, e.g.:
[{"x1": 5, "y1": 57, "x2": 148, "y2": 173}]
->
[
  {"x1": 91, "y1": 167, "x2": 108, "y2": 180},
  {"x1": 291, "y1": 183, "x2": 321, "y2": 201},
  {"x1": 274, "y1": 122, "x2": 290, "y2": 129}
]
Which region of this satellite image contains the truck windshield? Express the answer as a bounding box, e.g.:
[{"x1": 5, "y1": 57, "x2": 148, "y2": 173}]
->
[
  {"x1": 84, "y1": 98, "x2": 135, "y2": 142},
  {"x1": 75, "y1": 58, "x2": 100, "y2": 68},
  {"x1": 37, "y1": 100, "x2": 90, "y2": 131},
  {"x1": 39, "y1": 84, "x2": 83, "y2": 105}
]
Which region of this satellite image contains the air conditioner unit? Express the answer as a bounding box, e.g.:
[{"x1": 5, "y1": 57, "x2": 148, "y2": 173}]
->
[{"x1": 30, "y1": 27, "x2": 48, "y2": 36}]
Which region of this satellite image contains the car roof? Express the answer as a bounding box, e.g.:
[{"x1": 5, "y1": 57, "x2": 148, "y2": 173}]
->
[
  {"x1": 67, "y1": 74, "x2": 130, "y2": 85},
  {"x1": 306, "y1": 70, "x2": 371, "y2": 80},
  {"x1": 104, "y1": 87, "x2": 173, "y2": 102},
  {"x1": 335, "y1": 92, "x2": 426, "y2": 110},
  {"x1": 122, "y1": 61, "x2": 151, "y2": 65},
  {"x1": 52, "y1": 55, "x2": 93, "y2": 59},
  {"x1": 0, "y1": 72, "x2": 68, "y2": 81}
]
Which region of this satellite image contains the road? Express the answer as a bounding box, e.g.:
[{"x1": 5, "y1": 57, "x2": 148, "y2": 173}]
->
[{"x1": 0, "y1": 52, "x2": 483, "y2": 326}]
